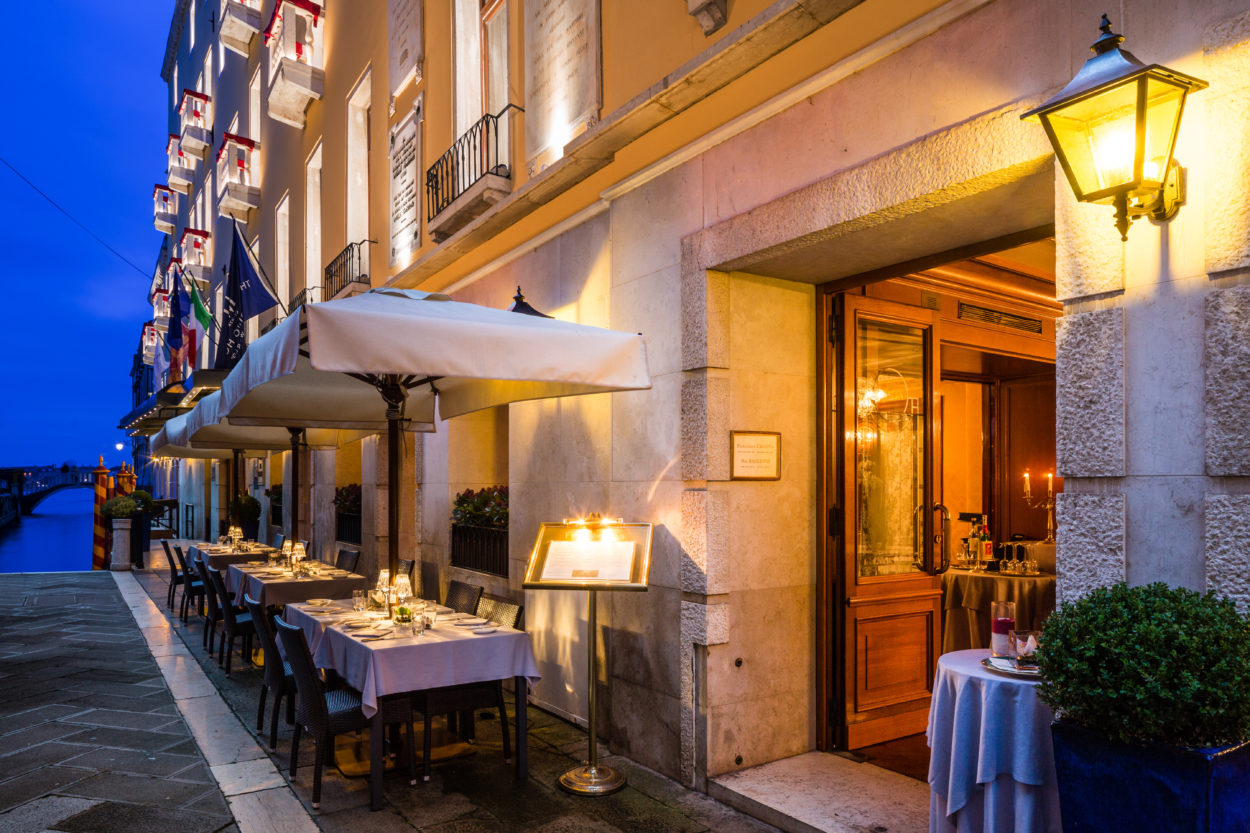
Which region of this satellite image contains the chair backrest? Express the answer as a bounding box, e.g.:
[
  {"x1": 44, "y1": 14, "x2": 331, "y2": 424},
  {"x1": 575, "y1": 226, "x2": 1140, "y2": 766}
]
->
[
  {"x1": 207, "y1": 569, "x2": 239, "y2": 626},
  {"x1": 476, "y1": 594, "x2": 523, "y2": 630},
  {"x1": 335, "y1": 548, "x2": 360, "y2": 573},
  {"x1": 172, "y1": 545, "x2": 194, "y2": 581},
  {"x1": 160, "y1": 539, "x2": 176, "y2": 570},
  {"x1": 445, "y1": 580, "x2": 484, "y2": 615},
  {"x1": 244, "y1": 594, "x2": 286, "y2": 688},
  {"x1": 274, "y1": 617, "x2": 327, "y2": 728},
  {"x1": 196, "y1": 560, "x2": 221, "y2": 620}
]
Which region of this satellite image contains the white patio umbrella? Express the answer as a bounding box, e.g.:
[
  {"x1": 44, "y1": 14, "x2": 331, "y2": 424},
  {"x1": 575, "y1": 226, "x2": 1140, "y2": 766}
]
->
[{"x1": 217, "y1": 287, "x2": 651, "y2": 578}]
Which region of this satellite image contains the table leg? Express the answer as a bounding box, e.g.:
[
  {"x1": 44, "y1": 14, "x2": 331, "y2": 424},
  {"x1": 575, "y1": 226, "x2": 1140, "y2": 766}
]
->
[
  {"x1": 370, "y1": 711, "x2": 384, "y2": 811},
  {"x1": 514, "y1": 676, "x2": 527, "y2": 780}
]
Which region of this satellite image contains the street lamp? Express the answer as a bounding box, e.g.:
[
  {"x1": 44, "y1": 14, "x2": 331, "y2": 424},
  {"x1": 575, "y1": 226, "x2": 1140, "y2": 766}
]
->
[{"x1": 1023, "y1": 15, "x2": 1207, "y2": 240}]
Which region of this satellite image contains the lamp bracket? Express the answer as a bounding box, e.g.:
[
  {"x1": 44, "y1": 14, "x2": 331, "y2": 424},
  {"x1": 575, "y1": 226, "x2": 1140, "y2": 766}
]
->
[{"x1": 1114, "y1": 161, "x2": 1187, "y2": 241}]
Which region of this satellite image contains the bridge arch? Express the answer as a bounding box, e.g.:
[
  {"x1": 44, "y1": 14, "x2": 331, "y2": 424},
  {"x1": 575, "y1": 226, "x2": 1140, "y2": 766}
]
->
[{"x1": 21, "y1": 482, "x2": 96, "y2": 514}]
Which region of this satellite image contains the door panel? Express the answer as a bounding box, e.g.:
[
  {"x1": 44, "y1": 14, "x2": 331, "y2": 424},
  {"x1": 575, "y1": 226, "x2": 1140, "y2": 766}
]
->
[{"x1": 838, "y1": 295, "x2": 942, "y2": 749}]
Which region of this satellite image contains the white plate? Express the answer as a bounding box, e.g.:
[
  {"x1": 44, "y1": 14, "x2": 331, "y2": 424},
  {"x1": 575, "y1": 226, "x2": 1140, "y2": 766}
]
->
[
  {"x1": 342, "y1": 620, "x2": 374, "y2": 630},
  {"x1": 305, "y1": 598, "x2": 334, "y2": 606},
  {"x1": 470, "y1": 626, "x2": 497, "y2": 634},
  {"x1": 981, "y1": 656, "x2": 1041, "y2": 678},
  {"x1": 454, "y1": 618, "x2": 489, "y2": 627}
]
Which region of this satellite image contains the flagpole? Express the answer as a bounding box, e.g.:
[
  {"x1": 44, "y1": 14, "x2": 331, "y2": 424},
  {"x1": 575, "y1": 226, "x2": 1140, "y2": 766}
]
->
[
  {"x1": 232, "y1": 218, "x2": 288, "y2": 317},
  {"x1": 175, "y1": 265, "x2": 219, "y2": 349}
]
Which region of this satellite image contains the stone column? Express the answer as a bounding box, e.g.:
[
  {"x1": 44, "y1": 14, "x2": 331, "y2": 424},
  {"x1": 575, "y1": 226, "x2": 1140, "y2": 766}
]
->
[
  {"x1": 361, "y1": 432, "x2": 416, "y2": 582},
  {"x1": 311, "y1": 449, "x2": 337, "y2": 563}
]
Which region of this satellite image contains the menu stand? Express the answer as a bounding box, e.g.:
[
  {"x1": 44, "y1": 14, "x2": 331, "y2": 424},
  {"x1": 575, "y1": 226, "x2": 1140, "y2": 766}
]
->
[{"x1": 523, "y1": 516, "x2": 653, "y2": 797}]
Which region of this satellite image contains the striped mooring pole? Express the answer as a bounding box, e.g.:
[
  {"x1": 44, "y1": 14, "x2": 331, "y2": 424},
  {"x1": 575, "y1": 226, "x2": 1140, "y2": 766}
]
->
[
  {"x1": 117, "y1": 464, "x2": 135, "y2": 497},
  {"x1": 91, "y1": 456, "x2": 109, "y2": 570}
]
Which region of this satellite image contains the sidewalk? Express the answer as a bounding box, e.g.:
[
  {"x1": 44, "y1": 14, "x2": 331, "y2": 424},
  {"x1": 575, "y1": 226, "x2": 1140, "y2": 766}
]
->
[
  {"x1": 0, "y1": 571, "x2": 237, "y2": 833},
  {"x1": 132, "y1": 544, "x2": 781, "y2": 832}
]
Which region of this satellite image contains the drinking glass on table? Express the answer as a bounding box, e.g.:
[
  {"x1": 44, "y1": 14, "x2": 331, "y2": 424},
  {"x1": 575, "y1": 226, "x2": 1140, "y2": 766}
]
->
[
  {"x1": 1010, "y1": 629, "x2": 1042, "y2": 670},
  {"x1": 352, "y1": 590, "x2": 366, "y2": 612},
  {"x1": 990, "y1": 600, "x2": 1016, "y2": 658}
]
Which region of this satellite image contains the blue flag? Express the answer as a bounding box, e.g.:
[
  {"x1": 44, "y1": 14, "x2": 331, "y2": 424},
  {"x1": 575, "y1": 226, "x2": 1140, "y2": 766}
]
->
[
  {"x1": 214, "y1": 232, "x2": 250, "y2": 370},
  {"x1": 166, "y1": 271, "x2": 187, "y2": 383},
  {"x1": 228, "y1": 224, "x2": 280, "y2": 320}
]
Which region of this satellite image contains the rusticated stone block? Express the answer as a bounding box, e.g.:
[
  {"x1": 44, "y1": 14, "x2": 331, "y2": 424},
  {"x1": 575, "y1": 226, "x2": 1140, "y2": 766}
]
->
[
  {"x1": 1205, "y1": 495, "x2": 1250, "y2": 613},
  {"x1": 680, "y1": 373, "x2": 729, "y2": 481},
  {"x1": 1055, "y1": 177, "x2": 1124, "y2": 301},
  {"x1": 681, "y1": 264, "x2": 729, "y2": 372},
  {"x1": 678, "y1": 599, "x2": 728, "y2": 784},
  {"x1": 1205, "y1": 286, "x2": 1250, "y2": 474},
  {"x1": 1056, "y1": 493, "x2": 1125, "y2": 604},
  {"x1": 1056, "y1": 309, "x2": 1125, "y2": 477},
  {"x1": 680, "y1": 489, "x2": 729, "y2": 595}
]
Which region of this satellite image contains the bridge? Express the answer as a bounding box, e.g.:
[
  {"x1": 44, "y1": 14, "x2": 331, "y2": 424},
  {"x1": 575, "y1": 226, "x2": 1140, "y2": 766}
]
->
[{"x1": 0, "y1": 467, "x2": 98, "y2": 517}]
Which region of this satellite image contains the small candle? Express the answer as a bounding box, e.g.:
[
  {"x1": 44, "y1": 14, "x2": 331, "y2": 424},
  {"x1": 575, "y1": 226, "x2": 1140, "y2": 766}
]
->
[
  {"x1": 1023, "y1": 471, "x2": 1031, "y2": 500},
  {"x1": 1047, "y1": 472, "x2": 1054, "y2": 498}
]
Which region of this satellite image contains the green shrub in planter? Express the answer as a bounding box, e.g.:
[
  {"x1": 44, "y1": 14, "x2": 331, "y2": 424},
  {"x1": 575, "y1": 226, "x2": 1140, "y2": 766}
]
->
[
  {"x1": 130, "y1": 490, "x2": 154, "y2": 513},
  {"x1": 1039, "y1": 582, "x2": 1250, "y2": 747},
  {"x1": 1040, "y1": 582, "x2": 1250, "y2": 833},
  {"x1": 101, "y1": 496, "x2": 137, "y2": 521},
  {"x1": 231, "y1": 495, "x2": 262, "y2": 525}
]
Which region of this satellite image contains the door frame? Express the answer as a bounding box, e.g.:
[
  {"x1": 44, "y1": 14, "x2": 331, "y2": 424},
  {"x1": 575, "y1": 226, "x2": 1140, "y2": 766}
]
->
[{"x1": 815, "y1": 228, "x2": 1057, "y2": 751}]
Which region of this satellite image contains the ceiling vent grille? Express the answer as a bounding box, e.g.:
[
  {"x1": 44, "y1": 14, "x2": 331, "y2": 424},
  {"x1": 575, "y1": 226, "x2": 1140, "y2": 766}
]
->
[{"x1": 957, "y1": 302, "x2": 1043, "y2": 334}]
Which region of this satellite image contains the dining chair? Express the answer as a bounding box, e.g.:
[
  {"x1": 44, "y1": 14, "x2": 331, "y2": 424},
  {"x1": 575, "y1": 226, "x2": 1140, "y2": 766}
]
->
[
  {"x1": 335, "y1": 548, "x2": 360, "y2": 573},
  {"x1": 444, "y1": 580, "x2": 483, "y2": 615},
  {"x1": 244, "y1": 594, "x2": 295, "y2": 750},
  {"x1": 172, "y1": 545, "x2": 205, "y2": 623},
  {"x1": 207, "y1": 569, "x2": 255, "y2": 676},
  {"x1": 161, "y1": 540, "x2": 183, "y2": 609},
  {"x1": 274, "y1": 618, "x2": 417, "y2": 809},
  {"x1": 413, "y1": 596, "x2": 524, "y2": 778},
  {"x1": 195, "y1": 560, "x2": 224, "y2": 657}
]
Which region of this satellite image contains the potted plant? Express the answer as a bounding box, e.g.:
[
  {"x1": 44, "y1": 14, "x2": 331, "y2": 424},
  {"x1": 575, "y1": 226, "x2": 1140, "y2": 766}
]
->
[
  {"x1": 265, "y1": 484, "x2": 283, "y2": 528},
  {"x1": 1038, "y1": 582, "x2": 1250, "y2": 833},
  {"x1": 129, "y1": 489, "x2": 154, "y2": 568},
  {"x1": 334, "y1": 484, "x2": 362, "y2": 545},
  {"x1": 101, "y1": 496, "x2": 137, "y2": 572},
  {"x1": 232, "y1": 494, "x2": 263, "y2": 541},
  {"x1": 450, "y1": 485, "x2": 508, "y2": 576}
]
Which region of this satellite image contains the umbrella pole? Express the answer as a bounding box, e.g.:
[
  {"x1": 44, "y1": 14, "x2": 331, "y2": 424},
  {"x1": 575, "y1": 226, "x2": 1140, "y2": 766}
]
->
[
  {"x1": 230, "y1": 449, "x2": 242, "y2": 523},
  {"x1": 378, "y1": 377, "x2": 407, "y2": 584},
  {"x1": 287, "y1": 428, "x2": 302, "y2": 547}
]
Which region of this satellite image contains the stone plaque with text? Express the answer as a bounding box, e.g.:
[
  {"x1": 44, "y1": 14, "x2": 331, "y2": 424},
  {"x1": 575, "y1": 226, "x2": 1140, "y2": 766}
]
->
[
  {"x1": 524, "y1": 0, "x2": 601, "y2": 174},
  {"x1": 389, "y1": 104, "x2": 421, "y2": 268},
  {"x1": 388, "y1": 0, "x2": 423, "y2": 96}
]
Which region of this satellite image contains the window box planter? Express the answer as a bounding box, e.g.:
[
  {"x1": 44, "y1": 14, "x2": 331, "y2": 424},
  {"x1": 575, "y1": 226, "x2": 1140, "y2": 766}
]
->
[{"x1": 450, "y1": 524, "x2": 508, "y2": 577}]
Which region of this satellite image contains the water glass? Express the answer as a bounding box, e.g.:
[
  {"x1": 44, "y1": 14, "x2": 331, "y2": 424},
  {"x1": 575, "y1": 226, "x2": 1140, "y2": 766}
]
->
[
  {"x1": 1010, "y1": 629, "x2": 1042, "y2": 669},
  {"x1": 352, "y1": 590, "x2": 366, "y2": 612},
  {"x1": 990, "y1": 600, "x2": 1016, "y2": 658}
]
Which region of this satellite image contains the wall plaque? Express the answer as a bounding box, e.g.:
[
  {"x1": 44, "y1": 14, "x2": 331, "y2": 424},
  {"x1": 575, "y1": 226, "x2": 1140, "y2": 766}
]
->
[
  {"x1": 388, "y1": 0, "x2": 424, "y2": 96},
  {"x1": 730, "y1": 431, "x2": 781, "y2": 480},
  {"x1": 388, "y1": 102, "x2": 421, "y2": 268},
  {"x1": 523, "y1": 0, "x2": 601, "y2": 175}
]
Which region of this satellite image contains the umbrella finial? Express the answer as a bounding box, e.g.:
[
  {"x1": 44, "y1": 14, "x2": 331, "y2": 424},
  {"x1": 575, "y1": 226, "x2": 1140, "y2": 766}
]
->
[{"x1": 509, "y1": 286, "x2": 552, "y2": 318}]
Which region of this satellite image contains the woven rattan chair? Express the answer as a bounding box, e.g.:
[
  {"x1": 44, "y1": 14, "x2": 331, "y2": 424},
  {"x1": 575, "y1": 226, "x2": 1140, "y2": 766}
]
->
[
  {"x1": 172, "y1": 545, "x2": 204, "y2": 623},
  {"x1": 207, "y1": 569, "x2": 255, "y2": 676},
  {"x1": 244, "y1": 594, "x2": 295, "y2": 750},
  {"x1": 444, "y1": 580, "x2": 483, "y2": 615},
  {"x1": 274, "y1": 618, "x2": 417, "y2": 808},
  {"x1": 195, "y1": 560, "x2": 223, "y2": 657},
  {"x1": 335, "y1": 548, "x2": 360, "y2": 573}
]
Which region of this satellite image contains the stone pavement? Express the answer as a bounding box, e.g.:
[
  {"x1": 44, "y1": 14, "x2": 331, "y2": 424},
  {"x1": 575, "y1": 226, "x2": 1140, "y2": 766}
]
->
[
  {"x1": 0, "y1": 571, "x2": 237, "y2": 833},
  {"x1": 136, "y1": 543, "x2": 783, "y2": 833}
]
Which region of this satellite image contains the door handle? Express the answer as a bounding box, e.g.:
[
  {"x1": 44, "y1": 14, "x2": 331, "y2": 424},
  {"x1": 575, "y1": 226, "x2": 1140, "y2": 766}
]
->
[{"x1": 932, "y1": 503, "x2": 951, "y2": 574}]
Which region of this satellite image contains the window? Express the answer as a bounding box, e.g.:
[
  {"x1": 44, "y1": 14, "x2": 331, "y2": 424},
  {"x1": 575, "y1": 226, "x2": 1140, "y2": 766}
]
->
[
  {"x1": 305, "y1": 143, "x2": 322, "y2": 300},
  {"x1": 483, "y1": 1, "x2": 510, "y2": 159},
  {"x1": 346, "y1": 72, "x2": 371, "y2": 247},
  {"x1": 249, "y1": 68, "x2": 262, "y2": 135},
  {"x1": 275, "y1": 194, "x2": 290, "y2": 308},
  {"x1": 202, "y1": 51, "x2": 213, "y2": 103},
  {"x1": 189, "y1": 0, "x2": 196, "y2": 50},
  {"x1": 453, "y1": 0, "x2": 483, "y2": 137}
]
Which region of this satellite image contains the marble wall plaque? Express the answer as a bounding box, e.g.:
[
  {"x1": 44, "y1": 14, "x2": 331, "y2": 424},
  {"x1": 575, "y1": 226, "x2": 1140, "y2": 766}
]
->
[
  {"x1": 389, "y1": 103, "x2": 421, "y2": 268},
  {"x1": 524, "y1": 0, "x2": 601, "y2": 174},
  {"x1": 388, "y1": 0, "x2": 423, "y2": 95}
]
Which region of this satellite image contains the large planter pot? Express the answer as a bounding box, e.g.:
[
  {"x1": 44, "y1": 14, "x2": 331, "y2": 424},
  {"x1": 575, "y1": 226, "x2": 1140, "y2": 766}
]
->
[
  {"x1": 450, "y1": 524, "x2": 508, "y2": 577},
  {"x1": 241, "y1": 518, "x2": 260, "y2": 541},
  {"x1": 1052, "y1": 721, "x2": 1250, "y2": 833},
  {"x1": 110, "y1": 519, "x2": 132, "y2": 572},
  {"x1": 129, "y1": 512, "x2": 151, "y2": 568}
]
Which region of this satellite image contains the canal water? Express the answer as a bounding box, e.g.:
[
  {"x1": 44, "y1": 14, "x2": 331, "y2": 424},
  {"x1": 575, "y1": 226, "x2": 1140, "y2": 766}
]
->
[{"x1": 0, "y1": 489, "x2": 93, "y2": 573}]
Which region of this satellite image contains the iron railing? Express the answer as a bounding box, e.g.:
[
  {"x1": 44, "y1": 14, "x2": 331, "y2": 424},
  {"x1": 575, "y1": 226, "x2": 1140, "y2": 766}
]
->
[
  {"x1": 426, "y1": 104, "x2": 522, "y2": 221},
  {"x1": 336, "y1": 511, "x2": 362, "y2": 546},
  {"x1": 291, "y1": 286, "x2": 316, "y2": 311},
  {"x1": 324, "y1": 241, "x2": 371, "y2": 299}
]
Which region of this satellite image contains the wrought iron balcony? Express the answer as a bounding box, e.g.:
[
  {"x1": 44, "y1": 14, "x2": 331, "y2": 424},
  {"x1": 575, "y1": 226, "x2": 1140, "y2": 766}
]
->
[
  {"x1": 426, "y1": 105, "x2": 522, "y2": 242},
  {"x1": 324, "y1": 241, "x2": 371, "y2": 300},
  {"x1": 291, "y1": 285, "x2": 319, "y2": 311},
  {"x1": 219, "y1": 0, "x2": 263, "y2": 57}
]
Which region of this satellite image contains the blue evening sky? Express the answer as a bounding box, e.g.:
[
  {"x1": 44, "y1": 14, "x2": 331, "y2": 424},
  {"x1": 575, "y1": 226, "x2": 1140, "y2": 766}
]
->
[{"x1": 0, "y1": 3, "x2": 170, "y2": 468}]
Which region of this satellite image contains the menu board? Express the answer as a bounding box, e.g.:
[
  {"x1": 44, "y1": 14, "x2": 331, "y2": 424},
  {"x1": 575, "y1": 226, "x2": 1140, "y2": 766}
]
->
[{"x1": 524, "y1": 521, "x2": 652, "y2": 591}]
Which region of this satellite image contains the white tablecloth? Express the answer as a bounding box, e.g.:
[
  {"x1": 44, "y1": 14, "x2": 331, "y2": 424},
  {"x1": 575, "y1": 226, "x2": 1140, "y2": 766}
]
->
[
  {"x1": 284, "y1": 603, "x2": 540, "y2": 717},
  {"x1": 927, "y1": 649, "x2": 1061, "y2": 833},
  {"x1": 189, "y1": 544, "x2": 275, "y2": 571},
  {"x1": 226, "y1": 563, "x2": 367, "y2": 608}
]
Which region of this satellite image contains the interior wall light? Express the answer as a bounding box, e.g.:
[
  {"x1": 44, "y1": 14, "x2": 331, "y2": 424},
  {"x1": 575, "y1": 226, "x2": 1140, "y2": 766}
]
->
[{"x1": 1023, "y1": 15, "x2": 1207, "y2": 240}]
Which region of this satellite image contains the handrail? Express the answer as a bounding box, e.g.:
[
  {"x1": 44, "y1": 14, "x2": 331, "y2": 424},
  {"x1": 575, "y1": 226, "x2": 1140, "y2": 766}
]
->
[
  {"x1": 323, "y1": 240, "x2": 372, "y2": 299},
  {"x1": 426, "y1": 104, "x2": 523, "y2": 221}
]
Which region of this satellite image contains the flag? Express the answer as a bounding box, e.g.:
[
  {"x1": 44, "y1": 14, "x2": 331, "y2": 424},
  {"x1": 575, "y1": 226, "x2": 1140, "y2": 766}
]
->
[
  {"x1": 189, "y1": 281, "x2": 212, "y2": 333},
  {"x1": 166, "y1": 273, "x2": 187, "y2": 384},
  {"x1": 228, "y1": 223, "x2": 280, "y2": 319},
  {"x1": 214, "y1": 241, "x2": 248, "y2": 371}
]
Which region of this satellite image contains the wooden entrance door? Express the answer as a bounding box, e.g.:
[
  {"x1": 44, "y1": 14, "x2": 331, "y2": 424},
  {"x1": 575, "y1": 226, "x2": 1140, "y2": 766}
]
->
[{"x1": 833, "y1": 295, "x2": 943, "y2": 749}]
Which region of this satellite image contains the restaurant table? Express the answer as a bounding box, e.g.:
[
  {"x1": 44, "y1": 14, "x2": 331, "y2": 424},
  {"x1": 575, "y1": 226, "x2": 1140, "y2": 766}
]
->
[
  {"x1": 189, "y1": 544, "x2": 277, "y2": 572},
  {"x1": 226, "y1": 563, "x2": 367, "y2": 607},
  {"x1": 283, "y1": 600, "x2": 541, "y2": 810},
  {"x1": 941, "y1": 569, "x2": 1056, "y2": 653},
  {"x1": 927, "y1": 649, "x2": 1061, "y2": 833}
]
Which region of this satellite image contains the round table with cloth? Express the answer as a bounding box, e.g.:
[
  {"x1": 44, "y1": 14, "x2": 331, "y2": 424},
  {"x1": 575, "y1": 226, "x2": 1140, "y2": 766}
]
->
[
  {"x1": 927, "y1": 649, "x2": 1062, "y2": 833},
  {"x1": 941, "y1": 570, "x2": 1056, "y2": 653}
]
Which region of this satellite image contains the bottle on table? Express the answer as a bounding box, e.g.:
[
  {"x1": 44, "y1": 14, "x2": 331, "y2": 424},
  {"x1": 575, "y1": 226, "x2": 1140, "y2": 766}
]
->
[{"x1": 980, "y1": 516, "x2": 994, "y2": 567}]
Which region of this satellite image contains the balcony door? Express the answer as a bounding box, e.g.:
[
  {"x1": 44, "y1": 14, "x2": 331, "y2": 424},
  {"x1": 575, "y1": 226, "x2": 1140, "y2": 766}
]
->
[{"x1": 832, "y1": 294, "x2": 942, "y2": 749}]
